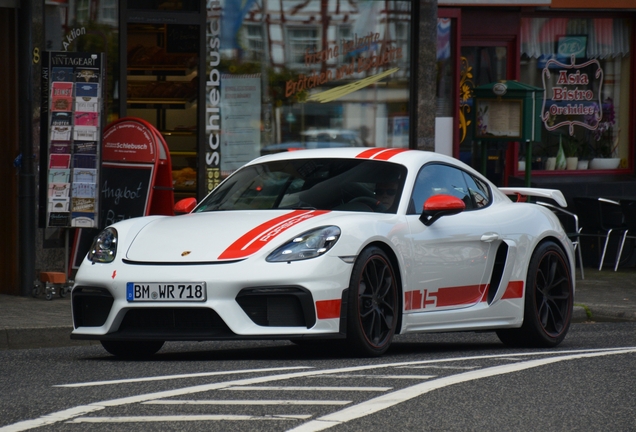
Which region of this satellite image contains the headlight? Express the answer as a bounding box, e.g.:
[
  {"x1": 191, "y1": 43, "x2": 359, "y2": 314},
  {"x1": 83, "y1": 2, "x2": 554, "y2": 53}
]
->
[
  {"x1": 266, "y1": 226, "x2": 341, "y2": 262},
  {"x1": 87, "y1": 228, "x2": 118, "y2": 263}
]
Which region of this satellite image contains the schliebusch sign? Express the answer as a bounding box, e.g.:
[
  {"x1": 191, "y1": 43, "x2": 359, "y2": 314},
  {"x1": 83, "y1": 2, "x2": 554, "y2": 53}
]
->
[{"x1": 541, "y1": 54, "x2": 604, "y2": 136}]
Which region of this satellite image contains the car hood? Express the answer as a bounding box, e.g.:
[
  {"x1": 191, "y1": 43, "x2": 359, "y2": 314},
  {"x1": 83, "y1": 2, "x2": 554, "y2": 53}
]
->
[{"x1": 125, "y1": 209, "x2": 332, "y2": 263}]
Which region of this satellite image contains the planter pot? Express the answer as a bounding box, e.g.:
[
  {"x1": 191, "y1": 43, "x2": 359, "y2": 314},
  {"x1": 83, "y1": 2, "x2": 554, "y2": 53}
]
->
[
  {"x1": 566, "y1": 157, "x2": 578, "y2": 170},
  {"x1": 545, "y1": 157, "x2": 556, "y2": 170},
  {"x1": 518, "y1": 161, "x2": 526, "y2": 171},
  {"x1": 589, "y1": 158, "x2": 620, "y2": 170},
  {"x1": 577, "y1": 160, "x2": 589, "y2": 170}
]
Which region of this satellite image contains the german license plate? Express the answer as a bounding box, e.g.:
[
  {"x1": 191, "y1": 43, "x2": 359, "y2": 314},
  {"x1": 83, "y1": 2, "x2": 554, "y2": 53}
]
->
[{"x1": 126, "y1": 282, "x2": 207, "y2": 302}]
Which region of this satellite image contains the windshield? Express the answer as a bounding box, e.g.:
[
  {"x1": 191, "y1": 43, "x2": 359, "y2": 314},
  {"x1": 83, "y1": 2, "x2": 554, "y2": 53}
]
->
[{"x1": 195, "y1": 158, "x2": 407, "y2": 213}]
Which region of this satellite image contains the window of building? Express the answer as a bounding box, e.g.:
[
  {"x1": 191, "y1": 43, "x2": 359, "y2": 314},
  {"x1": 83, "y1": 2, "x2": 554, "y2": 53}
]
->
[
  {"x1": 98, "y1": 0, "x2": 117, "y2": 25},
  {"x1": 520, "y1": 17, "x2": 631, "y2": 172},
  {"x1": 243, "y1": 24, "x2": 264, "y2": 61},
  {"x1": 76, "y1": 0, "x2": 90, "y2": 24},
  {"x1": 286, "y1": 27, "x2": 321, "y2": 68},
  {"x1": 204, "y1": 1, "x2": 413, "y2": 193}
]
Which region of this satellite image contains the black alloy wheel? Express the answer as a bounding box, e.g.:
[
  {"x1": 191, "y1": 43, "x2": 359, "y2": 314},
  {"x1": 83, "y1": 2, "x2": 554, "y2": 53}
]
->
[
  {"x1": 497, "y1": 240, "x2": 573, "y2": 347},
  {"x1": 347, "y1": 246, "x2": 399, "y2": 357}
]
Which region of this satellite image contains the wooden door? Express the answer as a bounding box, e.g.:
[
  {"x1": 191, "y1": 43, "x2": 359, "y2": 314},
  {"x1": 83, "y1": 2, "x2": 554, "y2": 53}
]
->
[{"x1": 0, "y1": 7, "x2": 19, "y2": 295}]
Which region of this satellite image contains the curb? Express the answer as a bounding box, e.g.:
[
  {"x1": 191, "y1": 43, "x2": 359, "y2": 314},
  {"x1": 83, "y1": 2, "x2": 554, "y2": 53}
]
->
[{"x1": 0, "y1": 327, "x2": 95, "y2": 350}]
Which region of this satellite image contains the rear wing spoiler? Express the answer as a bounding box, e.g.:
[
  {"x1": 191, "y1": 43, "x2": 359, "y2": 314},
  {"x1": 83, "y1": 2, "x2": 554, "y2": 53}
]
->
[{"x1": 499, "y1": 187, "x2": 568, "y2": 208}]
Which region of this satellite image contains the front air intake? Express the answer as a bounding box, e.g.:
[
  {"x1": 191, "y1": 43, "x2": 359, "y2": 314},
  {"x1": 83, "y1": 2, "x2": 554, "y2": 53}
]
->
[
  {"x1": 72, "y1": 287, "x2": 114, "y2": 327},
  {"x1": 236, "y1": 286, "x2": 316, "y2": 328}
]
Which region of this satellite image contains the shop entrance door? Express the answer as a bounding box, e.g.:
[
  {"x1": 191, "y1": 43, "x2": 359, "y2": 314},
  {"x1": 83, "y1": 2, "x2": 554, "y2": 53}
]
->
[
  {"x1": 0, "y1": 8, "x2": 19, "y2": 295},
  {"x1": 459, "y1": 39, "x2": 516, "y2": 185}
]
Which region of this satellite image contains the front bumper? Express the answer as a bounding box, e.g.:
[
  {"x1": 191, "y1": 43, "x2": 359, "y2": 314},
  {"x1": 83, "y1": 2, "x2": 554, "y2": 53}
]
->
[{"x1": 71, "y1": 255, "x2": 352, "y2": 341}]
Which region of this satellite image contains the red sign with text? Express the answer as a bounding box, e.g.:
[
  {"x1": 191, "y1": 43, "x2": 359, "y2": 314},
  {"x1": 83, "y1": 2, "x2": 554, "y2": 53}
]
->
[{"x1": 102, "y1": 119, "x2": 157, "y2": 163}]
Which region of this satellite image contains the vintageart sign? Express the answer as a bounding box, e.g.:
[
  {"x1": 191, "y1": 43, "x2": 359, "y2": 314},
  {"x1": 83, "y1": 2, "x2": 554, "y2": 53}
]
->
[{"x1": 541, "y1": 53, "x2": 604, "y2": 136}]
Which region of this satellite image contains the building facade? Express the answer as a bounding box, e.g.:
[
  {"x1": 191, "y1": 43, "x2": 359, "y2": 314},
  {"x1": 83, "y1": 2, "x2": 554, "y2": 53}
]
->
[{"x1": 3, "y1": 0, "x2": 635, "y2": 295}]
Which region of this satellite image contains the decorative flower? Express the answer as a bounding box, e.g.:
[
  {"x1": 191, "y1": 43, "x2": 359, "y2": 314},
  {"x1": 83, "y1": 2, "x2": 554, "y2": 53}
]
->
[{"x1": 585, "y1": 97, "x2": 616, "y2": 158}]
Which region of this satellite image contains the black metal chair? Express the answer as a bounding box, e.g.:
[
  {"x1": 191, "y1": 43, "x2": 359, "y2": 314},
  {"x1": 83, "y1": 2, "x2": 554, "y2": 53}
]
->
[
  {"x1": 573, "y1": 197, "x2": 628, "y2": 271},
  {"x1": 614, "y1": 199, "x2": 636, "y2": 271},
  {"x1": 537, "y1": 201, "x2": 584, "y2": 279}
]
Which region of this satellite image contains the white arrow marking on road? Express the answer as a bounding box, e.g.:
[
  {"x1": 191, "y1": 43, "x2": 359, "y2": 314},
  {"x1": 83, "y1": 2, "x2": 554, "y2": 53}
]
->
[
  {"x1": 67, "y1": 414, "x2": 312, "y2": 423},
  {"x1": 143, "y1": 400, "x2": 352, "y2": 406},
  {"x1": 287, "y1": 348, "x2": 636, "y2": 432},
  {"x1": 2, "y1": 347, "x2": 635, "y2": 431},
  {"x1": 223, "y1": 386, "x2": 391, "y2": 392},
  {"x1": 55, "y1": 366, "x2": 314, "y2": 388}
]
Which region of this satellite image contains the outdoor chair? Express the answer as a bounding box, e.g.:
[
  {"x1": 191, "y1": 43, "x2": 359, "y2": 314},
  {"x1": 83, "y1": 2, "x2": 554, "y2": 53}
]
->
[
  {"x1": 573, "y1": 197, "x2": 628, "y2": 271},
  {"x1": 537, "y1": 201, "x2": 584, "y2": 279},
  {"x1": 614, "y1": 199, "x2": 636, "y2": 271}
]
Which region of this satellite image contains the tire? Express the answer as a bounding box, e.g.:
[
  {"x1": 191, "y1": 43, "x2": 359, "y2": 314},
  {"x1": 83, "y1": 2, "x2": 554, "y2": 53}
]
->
[
  {"x1": 100, "y1": 340, "x2": 165, "y2": 359},
  {"x1": 497, "y1": 241, "x2": 573, "y2": 348},
  {"x1": 346, "y1": 246, "x2": 399, "y2": 357}
]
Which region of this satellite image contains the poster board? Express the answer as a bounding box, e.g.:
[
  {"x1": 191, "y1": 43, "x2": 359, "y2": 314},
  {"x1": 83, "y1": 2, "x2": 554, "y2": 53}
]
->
[
  {"x1": 40, "y1": 51, "x2": 105, "y2": 228},
  {"x1": 99, "y1": 163, "x2": 154, "y2": 227}
]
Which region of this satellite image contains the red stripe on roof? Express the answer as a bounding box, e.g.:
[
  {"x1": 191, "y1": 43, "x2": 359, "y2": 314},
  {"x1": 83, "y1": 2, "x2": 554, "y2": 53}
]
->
[
  {"x1": 356, "y1": 148, "x2": 387, "y2": 159},
  {"x1": 373, "y1": 148, "x2": 409, "y2": 160},
  {"x1": 218, "y1": 210, "x2": 329, "y2": 260}
]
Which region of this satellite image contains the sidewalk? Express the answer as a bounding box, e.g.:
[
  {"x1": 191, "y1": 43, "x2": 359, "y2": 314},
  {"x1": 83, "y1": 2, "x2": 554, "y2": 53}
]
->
[{"x1": 1, "y1": 268, "x2": 635, "y2": 350}]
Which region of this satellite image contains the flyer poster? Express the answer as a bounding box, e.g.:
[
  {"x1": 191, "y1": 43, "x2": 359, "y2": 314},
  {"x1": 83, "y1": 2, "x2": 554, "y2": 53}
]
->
[{"x1": 51, "y1": 82, "x2": 74, "y2": 112}]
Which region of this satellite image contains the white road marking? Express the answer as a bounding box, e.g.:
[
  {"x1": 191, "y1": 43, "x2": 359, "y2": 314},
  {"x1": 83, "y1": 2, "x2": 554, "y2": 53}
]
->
[
  {"x1": 287, "y1": 348, "x2": 636, "y2": 432},
  {"x1": 223, "y1": 386, "x2": 392, "y2": 392},
  {"x1": 2, "y1": 347, "x2": 634, "y2": 432},
  {"x1": 55, "y1": 366, "x2": 314, "y2": 388},
  {"x1": 67, "y1": 414, "x2": 312, "y2": 423},
  {"x1": 143, "y1": 400, "x2": 351, "y2": 406},
  {"x1": 397, "y1": 365, "x2": 477, "y2": 370},
  {"x1": 315, "y1": 374, "x2": 435, "y2": 379}
]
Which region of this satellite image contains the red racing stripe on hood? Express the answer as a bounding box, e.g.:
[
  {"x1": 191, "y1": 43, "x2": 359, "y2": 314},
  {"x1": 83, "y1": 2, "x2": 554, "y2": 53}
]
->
[{"x1": 218, "y1": 210, "x2": 330, "y2": 260}]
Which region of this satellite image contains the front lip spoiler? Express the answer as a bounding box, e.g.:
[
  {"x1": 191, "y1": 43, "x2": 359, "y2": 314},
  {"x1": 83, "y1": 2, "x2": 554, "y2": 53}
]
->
[
  {"x1": 121, "y1": 258, "x2": 246, "y2": 266},
  {"x1": 70, "y1": 332, "x2": 345, "y2": 342}
]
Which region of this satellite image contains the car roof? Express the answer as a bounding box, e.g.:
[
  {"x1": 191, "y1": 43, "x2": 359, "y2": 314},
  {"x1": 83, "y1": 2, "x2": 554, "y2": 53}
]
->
[{"x1": 248, "y1": 147, "x2": 471, "y2": 173}]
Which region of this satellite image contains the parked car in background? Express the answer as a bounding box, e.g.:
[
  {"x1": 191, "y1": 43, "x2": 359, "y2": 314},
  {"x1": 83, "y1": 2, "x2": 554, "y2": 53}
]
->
[{"x1": 261, "y1": 128, "x2": 365, "y2": 154}]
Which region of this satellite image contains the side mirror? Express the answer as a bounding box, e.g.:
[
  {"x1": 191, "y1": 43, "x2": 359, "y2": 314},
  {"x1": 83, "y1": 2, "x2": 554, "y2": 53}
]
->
[
  {"x1": 174, "y1": 197, "x2": 197, "y2": 214},
  {"x1": 419, "y1": 194, "x2": 466, "y2": 226}
]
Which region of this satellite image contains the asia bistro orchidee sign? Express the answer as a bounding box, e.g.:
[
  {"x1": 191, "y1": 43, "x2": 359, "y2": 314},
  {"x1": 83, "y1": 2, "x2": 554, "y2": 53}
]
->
[{"x1": 541, "y1": 45, "x2": 604, "y2": 136}]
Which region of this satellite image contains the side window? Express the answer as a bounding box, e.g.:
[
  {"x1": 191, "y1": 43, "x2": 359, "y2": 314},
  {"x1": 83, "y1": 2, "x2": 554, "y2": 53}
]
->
[
  {"x1": 409, "y1": 164, "x2": 472, "y2": 214},
  {"x1": 462, "y1": 172, "x2": 491, "y2": 208}
]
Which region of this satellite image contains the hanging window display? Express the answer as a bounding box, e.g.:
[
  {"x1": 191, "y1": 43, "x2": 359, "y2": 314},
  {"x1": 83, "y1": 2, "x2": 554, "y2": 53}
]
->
[
  {"x1": 41, "y1": 52, "x2": 105, "y2": 228},
  {"x1": 205, "y1": 0, "x2": 413, "y2": 193},
  {"x1": 520, "y1": 17, "x2": 631, "y2": 172}
]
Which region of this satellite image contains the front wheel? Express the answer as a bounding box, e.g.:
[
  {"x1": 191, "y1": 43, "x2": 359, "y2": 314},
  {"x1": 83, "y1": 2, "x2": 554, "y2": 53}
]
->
[
  {"x1": 101, "y1": 340, "x2": 165, "y2": 359},
  {"x1": 497, "y1": 241, "x2": 573, "y2": 347},
  {"x1": 346, "y1": 246, "x2": 399, "y2": 357}
]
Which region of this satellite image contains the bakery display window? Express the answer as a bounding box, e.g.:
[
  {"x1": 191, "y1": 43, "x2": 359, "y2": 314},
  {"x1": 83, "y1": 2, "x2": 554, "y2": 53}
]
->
[{"x1": 125, "y1": 23, "x2": 199, "y2": 199}]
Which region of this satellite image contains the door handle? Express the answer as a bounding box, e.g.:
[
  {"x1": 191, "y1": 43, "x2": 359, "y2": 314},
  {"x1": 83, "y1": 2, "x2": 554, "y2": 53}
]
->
[{"x1": 481, "y1": 233, "x2": 500, "y2": 242}]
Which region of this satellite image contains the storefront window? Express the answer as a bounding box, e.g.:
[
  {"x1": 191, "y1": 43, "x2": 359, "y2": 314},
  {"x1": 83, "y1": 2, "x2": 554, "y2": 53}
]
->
[
  {"x1": 44, "y1": 0, "x2": 119, "y2": 121},
  {"x1": 520, "y1": 17, "x2": 631, "y2": 172},
  {"x1": 204, "y1": 0, "x2": 413, "y2": 192}
]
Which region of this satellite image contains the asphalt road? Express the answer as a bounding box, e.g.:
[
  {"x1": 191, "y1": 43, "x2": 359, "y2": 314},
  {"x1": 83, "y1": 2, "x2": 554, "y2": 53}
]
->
[{"x1": 0, "y1": 322, "x2": 634, "y2": 432}]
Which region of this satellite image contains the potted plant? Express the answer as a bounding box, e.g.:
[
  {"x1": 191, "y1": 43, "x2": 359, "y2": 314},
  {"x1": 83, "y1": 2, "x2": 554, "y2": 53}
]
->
[
  {"x1": 562, "y1": 135, "x2": 579, "y2": 170},
  {"x1": 587, "y1": 97, "x2": 620, "y2": 169}
]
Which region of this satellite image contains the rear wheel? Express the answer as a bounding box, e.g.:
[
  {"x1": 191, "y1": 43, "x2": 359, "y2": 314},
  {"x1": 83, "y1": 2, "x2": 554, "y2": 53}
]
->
[
  {"x1": 497, "y1": 241, "x2": 573, "y2": 347},
  {"x1": 346, "y1": 246, "x2": 399, "y2": 357},
  {"x1": 100, "y1": 340, "x2": 164, "y2": 359}
]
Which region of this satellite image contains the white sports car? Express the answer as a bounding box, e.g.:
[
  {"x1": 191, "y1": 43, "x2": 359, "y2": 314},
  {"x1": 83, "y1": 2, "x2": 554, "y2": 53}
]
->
[{"x1": 71, "y1": 148, "x2": 575, "y2": 358}]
